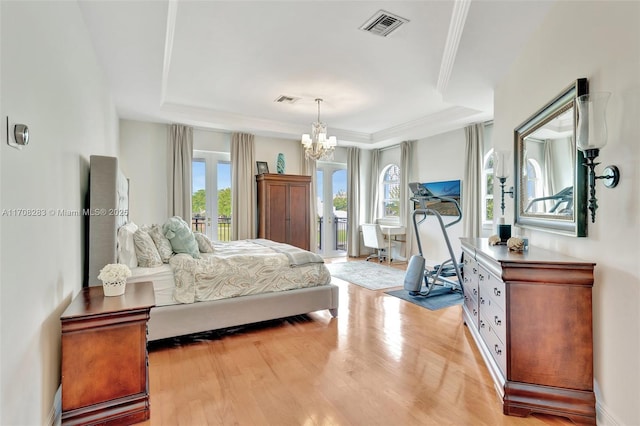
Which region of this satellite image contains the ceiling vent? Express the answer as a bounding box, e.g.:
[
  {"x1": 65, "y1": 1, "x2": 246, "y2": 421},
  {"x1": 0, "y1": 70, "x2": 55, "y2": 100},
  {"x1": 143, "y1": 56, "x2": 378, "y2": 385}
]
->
[
  {"x1": 359, "y1": 10, "x2": 409, "y2": 37},
  {"x1": 274, "y1": 95, "x2": 300, "y2": 104}
]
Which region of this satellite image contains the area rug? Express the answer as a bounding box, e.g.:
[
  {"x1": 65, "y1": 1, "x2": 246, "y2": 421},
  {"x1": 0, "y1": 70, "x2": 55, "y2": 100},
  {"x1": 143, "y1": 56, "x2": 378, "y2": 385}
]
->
[
  {"x1": 326, "y1": 261, "x2": 406, "y2": 291},
  {"x1": 385, "y1": 286, "x2": 464, "y2": 311}
]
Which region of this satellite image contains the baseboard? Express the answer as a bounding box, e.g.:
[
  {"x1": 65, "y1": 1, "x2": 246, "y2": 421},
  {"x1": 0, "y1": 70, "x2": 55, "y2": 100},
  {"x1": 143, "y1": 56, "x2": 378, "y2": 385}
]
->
[
  {"x1": 596, "y1": 400, "x2": 622, "y2": 426},
  {"x1": 47, "y1": 385, "x2": 62, "y2": 426}
]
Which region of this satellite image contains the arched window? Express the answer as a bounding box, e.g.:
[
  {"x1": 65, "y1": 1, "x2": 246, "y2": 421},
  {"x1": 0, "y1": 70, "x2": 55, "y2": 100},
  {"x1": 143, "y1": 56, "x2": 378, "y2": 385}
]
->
[
  {"x1": 482, "y1": 149, "x2": 495, "y2": 223},
  {"x1": 380, "y1": 164, "x2": 400, "y2": 218}
]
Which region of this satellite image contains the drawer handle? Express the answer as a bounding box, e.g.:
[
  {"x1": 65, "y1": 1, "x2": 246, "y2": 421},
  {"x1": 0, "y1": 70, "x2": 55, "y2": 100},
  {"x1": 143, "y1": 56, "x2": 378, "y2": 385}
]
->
[
  {"x1": 473, "y1": 308, "x2": 477, "y2": 316},
  {"x1": 479, "y1": 274, "x2": 484, "y2": 281},
  {"x1": 464, "y1": 295, "x2": 469, "y2": 302},
  {"x1": 479, "y1": 320, "x2": 485, "y2": 328},
  {"x1": 464, "y1": 277, "x2": 468, "y2": 283},
  {"x1": 494, "y1": 316, "x2": 502, "y2": 326},
  {"x1": 472, "y1": 288, "x2": 478, "y2": 296},
  {"x1": 494, "y1": 288, "x2": 501, "y2": 297},
  {"x1": 473, "y1": 267, "x2": 477, "y2": 274},
  {"x1": 494, "y1": 344, "x2": 502, "y2": 356},
  {"x1": 480, "y1": 297, "x2": 485, "y2": 305}
]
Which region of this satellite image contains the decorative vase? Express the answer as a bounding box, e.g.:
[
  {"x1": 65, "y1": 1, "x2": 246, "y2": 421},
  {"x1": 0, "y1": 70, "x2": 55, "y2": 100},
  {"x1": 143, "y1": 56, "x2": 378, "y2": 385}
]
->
[
  {"x1": 276, "y1": 153, "x2": 285, "y2": 174},
  {"x1": 102, "y1": 280, "x2": 126, "y2": 296}
]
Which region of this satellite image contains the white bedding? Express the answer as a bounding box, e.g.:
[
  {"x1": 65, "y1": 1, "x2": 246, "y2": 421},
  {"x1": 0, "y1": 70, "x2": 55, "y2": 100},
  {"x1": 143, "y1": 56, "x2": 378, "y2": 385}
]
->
[
  {"x1": 128, "y1": 264, "x2": 176, "y2": 306},
  {"x1": 127, "y1": 239, "x2": 331, "y2": 306}
]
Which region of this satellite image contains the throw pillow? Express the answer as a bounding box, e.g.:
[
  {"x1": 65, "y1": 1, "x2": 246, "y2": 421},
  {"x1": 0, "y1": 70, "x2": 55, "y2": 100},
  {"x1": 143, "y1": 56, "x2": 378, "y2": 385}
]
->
[
  {"x1": 117, "y1": 222, "x2": 138, "y2": 268},
  {"x1": 194, "y1": 232, "x2": 214, "y2": 253},
  {"x1": 133, "y1": 229, "x2": 163, "y2": 267},
  {"x1": 162, "y1": 216, "x2": 201, "y2": 259},
  {"x1": 148, "y1": 224, "x2": 173, "y2": 263}
]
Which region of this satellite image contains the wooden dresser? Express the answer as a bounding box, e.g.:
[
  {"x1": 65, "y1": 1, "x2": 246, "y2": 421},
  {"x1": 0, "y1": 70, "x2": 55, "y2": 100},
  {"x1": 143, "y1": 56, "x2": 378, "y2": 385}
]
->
[
  {"x1": 460, "y1": 238, "x2": 595, "y2": 425},
  {"x1": 257, "y1": 173, "x2": 311, "y2": 250},
  {"x1": 61, "y1": 281, "x2": 155, "y2": 425}
]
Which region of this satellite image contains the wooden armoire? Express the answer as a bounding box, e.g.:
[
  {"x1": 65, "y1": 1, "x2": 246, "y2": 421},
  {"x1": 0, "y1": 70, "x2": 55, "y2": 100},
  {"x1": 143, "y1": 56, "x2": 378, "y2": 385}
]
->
[{"x1": 256, "y1": 173, "x2": 311, "y2": 250}]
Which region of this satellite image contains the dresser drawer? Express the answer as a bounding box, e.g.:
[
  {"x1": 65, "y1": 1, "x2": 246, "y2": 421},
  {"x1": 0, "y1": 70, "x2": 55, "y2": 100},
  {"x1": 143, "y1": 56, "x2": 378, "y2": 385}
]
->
[
  {"x1": 484, "y1": 268, "x2": 506, "y2": 312},
  {"x1": 462, "y1": 255, "x2": 479, "y2": 303},
  {"x1": 463, "y1": 290, "x2": 479, "y2": 328},
  {"x1": 480, "y1": 294, "x2": 506, "y2": 345},
  {"x1": 479, "y1": 313, "x2": 507, "y2": 377}
]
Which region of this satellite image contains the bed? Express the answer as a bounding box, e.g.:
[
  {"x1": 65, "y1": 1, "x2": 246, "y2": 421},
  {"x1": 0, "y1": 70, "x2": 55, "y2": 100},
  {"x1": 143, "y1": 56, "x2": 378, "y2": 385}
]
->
[{"x1": 86, "y1": 155, "x2": 339, "y2": 341}]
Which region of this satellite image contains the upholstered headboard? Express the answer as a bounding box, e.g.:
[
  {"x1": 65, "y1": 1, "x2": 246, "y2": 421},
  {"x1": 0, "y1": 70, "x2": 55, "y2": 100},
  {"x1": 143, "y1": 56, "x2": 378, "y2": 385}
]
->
[{"x1": 86, "y1": 155, "x2": 129, "y2": 286}]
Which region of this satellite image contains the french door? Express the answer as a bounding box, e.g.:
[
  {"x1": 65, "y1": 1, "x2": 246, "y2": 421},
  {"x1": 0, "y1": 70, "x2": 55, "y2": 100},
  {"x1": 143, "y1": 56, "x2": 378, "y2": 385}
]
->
[
  {"x1": 316, "y1": 163, "x2": 347, "y2": 257},
  {"x1": 192, "y1": 150, "x2": 231, "y2": 241}
]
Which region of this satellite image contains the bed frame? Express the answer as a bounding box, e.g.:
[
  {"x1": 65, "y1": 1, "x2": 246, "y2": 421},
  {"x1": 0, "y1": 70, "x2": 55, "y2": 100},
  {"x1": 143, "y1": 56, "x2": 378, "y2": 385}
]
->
[{"x1": 87, "y1": 155, "x2": 339, "y2": 341}]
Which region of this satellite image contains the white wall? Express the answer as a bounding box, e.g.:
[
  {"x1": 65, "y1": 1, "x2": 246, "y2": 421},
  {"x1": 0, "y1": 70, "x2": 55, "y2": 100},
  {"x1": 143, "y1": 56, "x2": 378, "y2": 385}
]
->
[
  {"x1": 0, "y1": 2, "x2": 119, "y2": 424},
  {"x1": 411, "y1": 129, "x2": 466, "y2": 266},
  {"x1": 494, "y1": 2, "x2": 640, "y2": 424},
  {"x1": 255, "y1": 136, "x2": 303, "y2": 175},
  {"x1": 119, "y1": 120, "x2": 169, "y2": 225}
]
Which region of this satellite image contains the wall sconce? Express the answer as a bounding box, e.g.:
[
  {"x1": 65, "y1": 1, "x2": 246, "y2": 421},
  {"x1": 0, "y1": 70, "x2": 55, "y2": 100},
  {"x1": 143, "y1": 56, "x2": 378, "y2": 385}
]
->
[
  {"x1": 493, "y1": 150, "x2": 514, "y2": 215},
  {"x1": 576, "y1": 92, "x2": 620, "y2": 223}
]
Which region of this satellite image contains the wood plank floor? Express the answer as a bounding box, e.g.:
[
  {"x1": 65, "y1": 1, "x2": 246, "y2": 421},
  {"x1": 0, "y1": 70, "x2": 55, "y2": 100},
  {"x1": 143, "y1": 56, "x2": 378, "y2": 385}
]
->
[{"x1": 141, "y1": 258, "x2": 572, "y2": 426}]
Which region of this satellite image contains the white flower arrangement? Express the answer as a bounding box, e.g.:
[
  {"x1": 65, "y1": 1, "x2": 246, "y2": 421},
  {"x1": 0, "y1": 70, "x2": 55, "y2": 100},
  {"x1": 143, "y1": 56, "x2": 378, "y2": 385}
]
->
[{"x1": 97, "y1": 263, "x2": 132, "y2": 283}]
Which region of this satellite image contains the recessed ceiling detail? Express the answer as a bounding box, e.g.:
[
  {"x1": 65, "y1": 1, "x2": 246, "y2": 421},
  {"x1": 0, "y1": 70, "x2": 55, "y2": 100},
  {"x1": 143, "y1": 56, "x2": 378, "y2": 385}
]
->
[
  {"x1": 359, "y1": 10, "x2": 409, "y2": 37},
  {"x1": 274, "y1": 95, "x2": 300, "y2": 104}
]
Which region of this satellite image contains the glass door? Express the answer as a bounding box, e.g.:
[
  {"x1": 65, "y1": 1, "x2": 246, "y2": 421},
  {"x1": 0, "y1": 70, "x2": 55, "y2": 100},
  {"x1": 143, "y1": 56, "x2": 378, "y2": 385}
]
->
[
  {"x1": 192, "y1": 151, "x2": 231, "y2": 241},
  {"x1": 316, "y1": 163, "x2": 347, "y2": 257}
]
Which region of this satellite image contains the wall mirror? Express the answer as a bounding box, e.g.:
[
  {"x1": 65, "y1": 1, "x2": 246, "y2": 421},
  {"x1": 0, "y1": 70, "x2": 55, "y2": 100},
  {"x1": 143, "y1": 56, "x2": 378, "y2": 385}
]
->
[{"x1": 514, "y1": 78, "x2": 588, "y2": 237}]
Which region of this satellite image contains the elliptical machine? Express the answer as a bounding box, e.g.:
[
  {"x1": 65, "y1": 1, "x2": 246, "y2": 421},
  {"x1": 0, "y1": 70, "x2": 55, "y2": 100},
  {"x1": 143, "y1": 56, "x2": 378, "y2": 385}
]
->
[{"x1": 404, "y1": 182, "x2": 463, "y2": 296}]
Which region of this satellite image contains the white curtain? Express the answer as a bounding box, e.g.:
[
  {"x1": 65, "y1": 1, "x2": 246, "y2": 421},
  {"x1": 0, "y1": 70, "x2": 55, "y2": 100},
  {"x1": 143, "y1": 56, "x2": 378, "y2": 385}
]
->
[
  {"x1": 400, "y1": 141, "x2": 414, "y2": 257},
  {"x1": 463, "y1": 123, "x2": 484, "y2": 237},
  {"x1": 543, "y1": 140, "x2": 556, "y2": 211},
  {"x1": 231, "y1": 132, "x2": 256, "y2": 240},
  {"x1": 168, "y1": 124, "x2": 193, "y2": 222},
  {"x1": 347, "y1": 147, "x2": 361, "y2": 257},
  {"x1": 300, "y1": 149, "x2": 318, "y2": 252},
  {"x1": 368, "y1": 149, "x2": 380, "y2": 223}
]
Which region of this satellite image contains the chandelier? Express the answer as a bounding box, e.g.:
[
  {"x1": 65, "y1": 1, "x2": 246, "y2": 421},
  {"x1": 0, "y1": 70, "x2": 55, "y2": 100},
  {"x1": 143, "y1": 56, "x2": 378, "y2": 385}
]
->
[{"x1": 301, "y1": 98, "x2": 337, "y2": 160}]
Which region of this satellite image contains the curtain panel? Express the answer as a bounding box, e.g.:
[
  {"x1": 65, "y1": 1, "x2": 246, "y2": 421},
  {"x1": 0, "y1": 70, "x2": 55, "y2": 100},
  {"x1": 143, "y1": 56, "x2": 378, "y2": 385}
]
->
[
  {"x1": 463, "y1": 123, "x2": 484, "y2": 238},
  {"x1": 300, "y1": 149, "x2": 318, "y2": 252},
  {"x1": 231, "y1": 132, "x2": 256, "y2": 240},
  {"x1": 368, "y1": 149, "x2": 380, "y2": 223},
  {"x1": 400, "y1": 141, "x2": 414, "y2": 257},
  {"x1": 168, "y1": 124, "x2": 193, "y2": 222},
  {"x1": 347, "y1": 147, "x2": 361, "y2": 257}
]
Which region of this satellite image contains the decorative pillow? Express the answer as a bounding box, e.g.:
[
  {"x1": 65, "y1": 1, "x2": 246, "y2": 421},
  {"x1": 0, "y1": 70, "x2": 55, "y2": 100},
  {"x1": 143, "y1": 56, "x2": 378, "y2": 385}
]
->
[
  {"x1": 133, "y1": 229, "x2": 163, "y2": 267},
  {"x1": 117, "y1": 222, "x2": 138, "y2": 268},
  {"x1": 162, "y1": 216, "x2": 200, "y2": 259},
  {"x1": 148, "y1": 224, "x2": 173, "y2": 263},
  {"x1": 194, "y1": 232, "x2": 214, "y2": 253}
]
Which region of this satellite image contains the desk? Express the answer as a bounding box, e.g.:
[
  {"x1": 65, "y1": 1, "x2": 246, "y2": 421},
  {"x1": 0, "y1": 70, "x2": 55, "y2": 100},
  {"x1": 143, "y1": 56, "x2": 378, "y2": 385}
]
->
[{"x1": 378, "y1": 225, "x2": 406, "y2": 264}]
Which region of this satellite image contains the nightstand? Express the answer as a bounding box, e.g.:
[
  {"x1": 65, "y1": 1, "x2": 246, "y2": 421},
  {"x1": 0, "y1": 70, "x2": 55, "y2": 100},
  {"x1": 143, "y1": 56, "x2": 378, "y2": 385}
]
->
[{"x1": 61, "y1": 281, "x2": 155, "y2": 425}]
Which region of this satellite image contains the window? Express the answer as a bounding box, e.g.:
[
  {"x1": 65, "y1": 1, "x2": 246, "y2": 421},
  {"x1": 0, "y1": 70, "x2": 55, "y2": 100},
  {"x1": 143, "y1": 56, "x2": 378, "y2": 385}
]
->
[
  {"x1": 192, "y1": 151, "x2": 231, "y2": 241},
  {"x1": 381, "y1": 164, "x2": 400, "y2": 218},
  {"x1": 482, "y1": 149, "x2": 495, "y2": 223}
]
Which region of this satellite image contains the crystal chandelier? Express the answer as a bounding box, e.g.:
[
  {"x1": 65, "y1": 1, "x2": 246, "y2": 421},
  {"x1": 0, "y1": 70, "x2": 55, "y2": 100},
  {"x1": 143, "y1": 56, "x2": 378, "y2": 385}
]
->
[{"x1": 301, "y1": 98, "x2": 337, "y2": 160}]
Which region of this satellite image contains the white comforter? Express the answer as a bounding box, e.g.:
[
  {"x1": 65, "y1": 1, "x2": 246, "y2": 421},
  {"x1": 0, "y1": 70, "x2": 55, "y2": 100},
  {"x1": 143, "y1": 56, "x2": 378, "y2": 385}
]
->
[{"x1": 169, "y1": 239, "x2": 331, "y2": 304}]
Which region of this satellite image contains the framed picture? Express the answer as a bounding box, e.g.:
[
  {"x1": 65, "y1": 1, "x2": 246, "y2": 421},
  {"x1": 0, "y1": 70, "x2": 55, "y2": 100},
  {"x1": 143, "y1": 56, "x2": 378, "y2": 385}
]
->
[
  {"x1": 256, "y1": 161, "x2": 269, "y2": 175},
  {"x1": 413, "y1": 179, "x2": 462, "y2": 216}
]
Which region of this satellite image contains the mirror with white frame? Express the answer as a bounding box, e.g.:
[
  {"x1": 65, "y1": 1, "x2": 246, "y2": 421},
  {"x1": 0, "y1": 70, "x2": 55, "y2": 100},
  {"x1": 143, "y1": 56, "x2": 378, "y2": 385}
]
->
[{"x1": 514, "y1": 78, "x2": 588, "y2": 237}]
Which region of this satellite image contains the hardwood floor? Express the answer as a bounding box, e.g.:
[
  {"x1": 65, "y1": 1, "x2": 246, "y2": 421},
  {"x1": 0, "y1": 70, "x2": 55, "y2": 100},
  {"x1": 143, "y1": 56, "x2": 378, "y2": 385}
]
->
[{"x1": 142, "y1": 257, "x2": 572, "y2": 426}]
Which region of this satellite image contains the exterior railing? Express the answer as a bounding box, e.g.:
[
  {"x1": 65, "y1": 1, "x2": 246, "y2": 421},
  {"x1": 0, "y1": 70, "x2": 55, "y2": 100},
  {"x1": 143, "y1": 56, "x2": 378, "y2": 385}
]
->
[
  {"x1": 191, "y1": 216, "x2": 231, "y2": 241},
  {"x1": 317, "y1": 216, "x2": 348, "y2": 252}
]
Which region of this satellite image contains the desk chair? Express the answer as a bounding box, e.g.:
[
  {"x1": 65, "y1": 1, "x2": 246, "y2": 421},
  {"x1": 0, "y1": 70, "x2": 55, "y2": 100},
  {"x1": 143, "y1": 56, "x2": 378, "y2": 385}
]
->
[{"x1": 362, "y1": 223, "x2": 390, "y2": 262}]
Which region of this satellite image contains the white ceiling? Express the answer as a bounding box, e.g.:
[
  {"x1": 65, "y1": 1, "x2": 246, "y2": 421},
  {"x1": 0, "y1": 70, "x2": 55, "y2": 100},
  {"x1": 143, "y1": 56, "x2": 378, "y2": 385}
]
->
[{"x1": 78, "y1": 0, "x2": 555, "y2": 148}]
